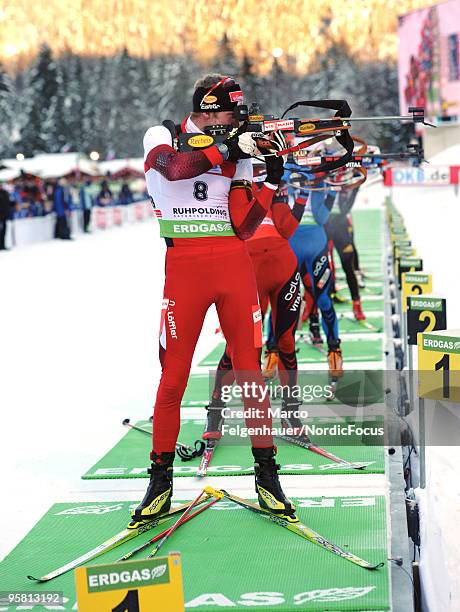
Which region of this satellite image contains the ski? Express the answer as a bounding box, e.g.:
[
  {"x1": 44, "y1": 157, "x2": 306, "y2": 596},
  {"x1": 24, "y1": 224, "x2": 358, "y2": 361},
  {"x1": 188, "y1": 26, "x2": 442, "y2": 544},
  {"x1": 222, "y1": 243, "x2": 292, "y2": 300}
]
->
[
  {"x1": 357, "y1": 318, "x2": 382, "y2": 332},
  {"x1": 362, "y1": 285, "x2": 383, "y2": 296},
  {"x1": 326, "y1": 377, "x2": 339, "y2": 401},
  {"x1": 196, "y1": 439, "x2": 217, "y2": 477},
  {"x1": 118, "y1": 496, "x2": 220, "y2": 561},
  {"x1": 205, "y1": 487, "x2": 383, "y2": 571},
  {"x1": 276, "y1": 433, "x2": 366, "y2": 470},
  {"x1": 361, "y1": 271, "x2": 384, "y2": 282},
  {"x1": 332, "y1": 291, "x2": 350, "y2": 304},
  {"x1": 27, "y1": 498, "x2": 210, "y2": 582}
]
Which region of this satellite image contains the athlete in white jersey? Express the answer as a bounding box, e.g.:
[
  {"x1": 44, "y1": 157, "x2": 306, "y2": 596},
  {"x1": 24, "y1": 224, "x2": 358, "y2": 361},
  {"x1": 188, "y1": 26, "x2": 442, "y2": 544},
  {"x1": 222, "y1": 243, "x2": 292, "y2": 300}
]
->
[{"x1": 130, "y1": 74, "x2": 298, "y2": 528}]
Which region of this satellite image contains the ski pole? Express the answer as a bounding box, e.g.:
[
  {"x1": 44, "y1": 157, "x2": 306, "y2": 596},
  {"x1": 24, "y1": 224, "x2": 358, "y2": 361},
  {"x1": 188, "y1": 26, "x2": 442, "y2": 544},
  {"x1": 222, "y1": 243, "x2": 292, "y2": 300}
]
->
[
  {"x1": 146, "y1": 489, "x2": 212, "y2": 558},
  {"x1": 118, "y1": 495, "x2": 219, "y2": 561}
]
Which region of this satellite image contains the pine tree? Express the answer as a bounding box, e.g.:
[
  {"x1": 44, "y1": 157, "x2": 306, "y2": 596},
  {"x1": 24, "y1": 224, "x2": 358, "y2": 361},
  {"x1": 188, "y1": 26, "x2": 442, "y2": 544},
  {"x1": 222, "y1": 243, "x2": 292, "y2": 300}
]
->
[
  {"x1": 108, "y1": 49, "x2": 146, "y2": 157},
  {"x1": 240, "y1": 54, "x2": 264, "y2": 110},
  {"x1": 211, "y1": 34, "x2": 240, "y2": 78},
  {"x1": 44, "y1": 61, "x2": 69, "y2": 152},
  {"x1": 19, "y1": 44, "x2": 59, "y2": 155},
  {"x1": 81, "y1": 57, "x2": 111, "y2": 157},
  {"x1": 61, "y1": 52, "x2": 87, "y2": 152},
  {"x1": 0, "y1": 62, "x2": 14, "y2": 157}
]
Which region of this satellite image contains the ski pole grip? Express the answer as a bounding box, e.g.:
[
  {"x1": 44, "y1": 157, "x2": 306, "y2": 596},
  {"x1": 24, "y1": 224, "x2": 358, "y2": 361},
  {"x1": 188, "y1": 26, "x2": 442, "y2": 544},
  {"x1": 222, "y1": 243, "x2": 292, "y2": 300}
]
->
[{"x1": 204, "y1": 486, "x2": 225, "y2": 499}]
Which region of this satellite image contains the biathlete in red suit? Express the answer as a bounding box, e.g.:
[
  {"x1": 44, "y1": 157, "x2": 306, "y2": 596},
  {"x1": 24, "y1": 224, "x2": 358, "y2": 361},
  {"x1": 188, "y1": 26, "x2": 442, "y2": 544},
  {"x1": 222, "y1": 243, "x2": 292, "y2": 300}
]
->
[
  {"x1": 131, "y1": 74, "x2": 297, "y2": 527},
  {"x1": 205, "y1": 182, "x2": 309, "y2": 439}
]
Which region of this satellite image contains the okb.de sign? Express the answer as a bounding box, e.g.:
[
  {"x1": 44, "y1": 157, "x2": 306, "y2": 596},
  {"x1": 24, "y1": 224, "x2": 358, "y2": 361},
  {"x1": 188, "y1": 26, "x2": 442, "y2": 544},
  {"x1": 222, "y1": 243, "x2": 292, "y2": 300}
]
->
[{"x1": 392, "y1": 167, "x2": 451, "y2": 186}]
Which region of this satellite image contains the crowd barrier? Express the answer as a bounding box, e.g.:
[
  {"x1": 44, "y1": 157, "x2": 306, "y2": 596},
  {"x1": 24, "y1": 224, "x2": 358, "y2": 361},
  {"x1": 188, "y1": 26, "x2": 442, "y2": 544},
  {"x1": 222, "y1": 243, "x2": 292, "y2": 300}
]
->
[{"x1": 4, "y1": 200, "x2": 153, "y2": 249}]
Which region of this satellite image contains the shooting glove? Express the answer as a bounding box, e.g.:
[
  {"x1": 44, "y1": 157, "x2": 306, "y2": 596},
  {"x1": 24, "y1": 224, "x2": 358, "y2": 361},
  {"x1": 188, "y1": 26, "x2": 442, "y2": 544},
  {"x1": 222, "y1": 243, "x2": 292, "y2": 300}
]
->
[
  {"x1": 221, "y1": 129, "x2": 262, "y2": 162},
  {"x1": 264, "y1": 131, "x2": 287, "y2": 185}
]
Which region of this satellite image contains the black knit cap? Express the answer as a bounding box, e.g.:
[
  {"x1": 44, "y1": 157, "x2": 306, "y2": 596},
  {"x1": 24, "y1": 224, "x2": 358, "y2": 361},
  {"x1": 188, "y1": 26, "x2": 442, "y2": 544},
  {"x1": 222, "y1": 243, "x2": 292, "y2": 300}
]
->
[{"x1": 192, "y1": 77, "x2": 244, "y2": 113}]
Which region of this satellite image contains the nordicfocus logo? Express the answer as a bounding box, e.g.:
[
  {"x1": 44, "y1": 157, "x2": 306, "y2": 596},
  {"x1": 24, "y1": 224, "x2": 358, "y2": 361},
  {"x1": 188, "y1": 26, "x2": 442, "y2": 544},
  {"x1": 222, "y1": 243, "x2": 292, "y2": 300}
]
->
[
  {"x1": 167, "y1": 300, "x2": 178, "y2": 340},
  {"x1": 185, "y1": 586, "x2": 376, "y2": 607},
  {"x1": 173, "y1": 207, "x2": 228, "y2": 218},
  {"x1": 423, "y1": 337, "x2": 460, "y2": 352}
]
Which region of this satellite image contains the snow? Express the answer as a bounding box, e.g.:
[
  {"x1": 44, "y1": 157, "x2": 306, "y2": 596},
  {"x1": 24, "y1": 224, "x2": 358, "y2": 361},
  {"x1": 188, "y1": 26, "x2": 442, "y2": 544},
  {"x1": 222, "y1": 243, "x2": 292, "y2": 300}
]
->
[
  {"x1": 1, "y1": 153, "x2": 99, "y2": 179},
  {"x1": 428, "y1": 143, "x2": 460, "y2": 165},
  {"x1": 390, "y1": 185, "x2": 460, "y2": 328},
  {"x1": 389, "y1": 179, "x2": 460, "y2": 612}
]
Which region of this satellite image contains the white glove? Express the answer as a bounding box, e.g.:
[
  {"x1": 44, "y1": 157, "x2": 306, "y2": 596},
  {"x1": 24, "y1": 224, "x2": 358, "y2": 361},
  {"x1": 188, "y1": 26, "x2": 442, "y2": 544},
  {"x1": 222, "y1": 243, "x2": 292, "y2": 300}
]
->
[{"x1": 237, "y1": 131, "x2": 266, "y2": 156}]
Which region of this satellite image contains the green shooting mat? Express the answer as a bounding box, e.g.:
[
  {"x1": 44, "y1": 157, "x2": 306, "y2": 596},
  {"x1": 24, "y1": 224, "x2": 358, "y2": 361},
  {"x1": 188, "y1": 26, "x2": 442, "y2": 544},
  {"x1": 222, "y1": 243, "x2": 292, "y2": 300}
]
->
[
  {"x1": 199, "y1": 336, "x2": 383, "y2": 367},
  {"x1": 82, "y1": 417, "x2": 385, "y2": 480},
  {"x1": 0, "y1": 496, "x2": 389, "y2": 611},
  {"x1": 332, "y1": 298, "x2": 384, "y2": 314},
  {"x1": 181, "y1": 371, "x2": 384, "y2": 407}
]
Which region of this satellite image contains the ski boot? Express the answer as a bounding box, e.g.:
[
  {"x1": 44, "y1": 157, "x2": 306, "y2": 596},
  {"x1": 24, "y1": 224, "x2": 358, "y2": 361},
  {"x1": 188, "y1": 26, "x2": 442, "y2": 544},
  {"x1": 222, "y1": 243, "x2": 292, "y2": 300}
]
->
[
  {"x1": 262, "y1": 349, "x2": 279, "y2": 380},
  {"x1": 327, "y1": 340, "x2": 344, "y2": 379},
  {"x1": 130, "y1": 451, "x2": 174, "y2": 527},
  {"x1": 252, "y1": 446, "x2": 298, "y2": 522},
  {"x1": 355, "y1": 270, "x2": 365, "y2": 289},
  {"x1": 280, "y1": 399, "x2": 312, "y2": 445},
  {"x1": 352, "y1": 299, "x2": 366, "y2": 321},
  {"x1": 203, "y1": 398, "x2": 226, "y2": 440},
  {"x1": 332, "y1": 291, "x2": 348, "y2": 304},
  {"x1": 309, "y1": 314, "x2": 323, "y2": 345}
]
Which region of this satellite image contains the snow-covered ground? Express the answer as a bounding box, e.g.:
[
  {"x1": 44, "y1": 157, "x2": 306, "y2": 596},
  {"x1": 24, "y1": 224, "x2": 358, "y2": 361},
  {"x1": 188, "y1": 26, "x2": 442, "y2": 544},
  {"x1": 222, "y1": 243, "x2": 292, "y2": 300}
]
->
[
  {"x1": 390, "y1": 175, "x2": 460, "y2": 612},
  {"x1": 390, "y1": 184, "x2": 460, "y2": 327}
]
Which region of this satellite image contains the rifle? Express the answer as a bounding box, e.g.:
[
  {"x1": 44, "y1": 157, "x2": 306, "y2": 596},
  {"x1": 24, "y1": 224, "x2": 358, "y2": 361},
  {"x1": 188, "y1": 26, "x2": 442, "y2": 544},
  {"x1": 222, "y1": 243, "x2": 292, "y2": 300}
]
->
[
  {"x1": 284, "y1": 143, "x2": 426, "y2": 190},
  {"x1": 179, "y1": 99, "x2": 433, "y2": 176}
]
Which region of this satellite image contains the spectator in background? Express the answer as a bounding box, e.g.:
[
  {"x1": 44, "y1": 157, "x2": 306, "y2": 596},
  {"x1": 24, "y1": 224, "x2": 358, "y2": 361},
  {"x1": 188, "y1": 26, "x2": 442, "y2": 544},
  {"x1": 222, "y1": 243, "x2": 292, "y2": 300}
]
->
[
  {"x1": 29, "y1": 184, "x2": 45, "y2": 217},
  {"x1": 53, "y1": 178, "x2": 72, "y2": 240},
  {"x1": 79, "y1": 180, "x2": 93, "y2": 232},
  {"x1": 0, "y1": 185, "x2": 12, "y2": 250},
  {"x1": 44, "y1": 181, "x2": 55, "y2": 214},
  {"x1": 119, "y1": 181, "x2": 134, "y2": 205},
  {"x1": 97, "y1": 180, "x2": 113, "y2": 206}
]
